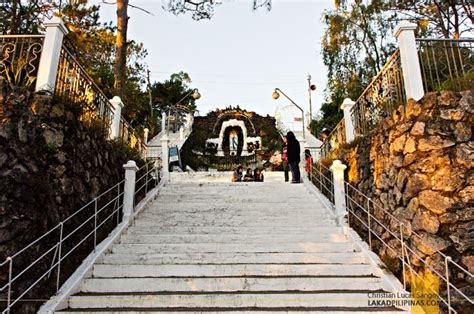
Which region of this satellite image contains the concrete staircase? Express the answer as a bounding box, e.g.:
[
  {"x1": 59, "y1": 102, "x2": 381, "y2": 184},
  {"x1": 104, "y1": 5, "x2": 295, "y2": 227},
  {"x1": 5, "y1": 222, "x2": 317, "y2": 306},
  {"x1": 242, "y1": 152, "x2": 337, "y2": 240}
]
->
[{"x1": 57, "y1": 172, "x2": 406, "y2": 313}]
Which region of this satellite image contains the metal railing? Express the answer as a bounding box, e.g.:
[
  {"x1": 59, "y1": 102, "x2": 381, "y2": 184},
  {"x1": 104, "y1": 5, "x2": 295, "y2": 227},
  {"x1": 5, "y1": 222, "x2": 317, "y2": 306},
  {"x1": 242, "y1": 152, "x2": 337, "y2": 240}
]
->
[
  {"x1": 55, "y1": 45, "x2": 114, "y2": 125},
  {"x1": 307, "y1": 168, "x2": 473, "y2": 312},
  {"x1": 55, "y1": 44, "x2": 147, "y2": 154},
  {"x1": 417, "y1": 38, "x2": 474, "y2": 92},
  {"x1": 0, "y1": 180, "x2": 124, "y2": 313},
  {"x1": 0, "y1": 161, "x2": 162, "y2": 314},
  {"x1": 309, "y1": 161, "x2": 334, "y2": 205},
  {"x1": 351, "y1": 49, "x2": 406, "y2": 136},
  {"x1": 0, "y1": 35, "x2": 44, "y2": 88},
  {"x1": 344, "y1": 182, "x2": 473, "y2": 313},
  {"x1": 134, "y1": 160, "x2": 161, "y2": 207},
  {"x1": 320, "y1": 119, "x2": 346, "y2": 159}
]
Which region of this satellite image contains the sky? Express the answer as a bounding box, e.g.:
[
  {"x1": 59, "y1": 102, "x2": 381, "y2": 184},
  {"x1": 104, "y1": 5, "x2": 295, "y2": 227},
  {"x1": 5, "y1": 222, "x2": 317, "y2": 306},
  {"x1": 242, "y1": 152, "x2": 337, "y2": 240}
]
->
[{"x1": 94, "y1": 0, "x2": 334, "y2": 117}]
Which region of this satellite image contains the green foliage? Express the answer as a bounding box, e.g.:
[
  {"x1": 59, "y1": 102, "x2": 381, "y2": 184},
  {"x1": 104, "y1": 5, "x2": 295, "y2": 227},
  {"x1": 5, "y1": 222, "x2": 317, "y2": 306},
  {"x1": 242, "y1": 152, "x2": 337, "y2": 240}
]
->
[
  {"x1": 317, "y1": 0, "x2": 473, "y2": 137},
  {"x1": 147, "y1": 72, "x2": 198, "y2": 136},
  {"x1": 439, "y1": 71, "x2": 474, "y2": 92}
]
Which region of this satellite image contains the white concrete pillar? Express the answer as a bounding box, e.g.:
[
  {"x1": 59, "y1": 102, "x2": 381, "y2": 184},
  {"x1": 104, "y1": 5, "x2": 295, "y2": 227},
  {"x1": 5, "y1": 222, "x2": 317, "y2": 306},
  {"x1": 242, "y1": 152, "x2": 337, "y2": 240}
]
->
[
  {"x1": 143, "y1": 128, "x2": 149, "y2": 144},
  {"x1": 161, "y1": 112, "x2": 166, "y2": 133},
  {"x1": 109, "y1": 96, "x2": 123, "y2": 140},
  {"x1": 161, "y1": 134, "x2": 170, "y2": 181},
  {"x1": 123, "y1": 160, "x2": 138, "y2": 221},
  {"x1": 186, "y1": 113, "x2": 193, "y2": 128},
  {"x1": 179, "y1": 126, "x2": 184, "y2": 141},
  {"x1": 330, "y1": 160, "x2": 347, "y2": 223},
  {"x1": 35, "y1": 17, "x2": 68, "y2": 92},
  {"x1": 341, "y1": 98, "x2": 356, "y2": 142},
  {"x1": 394, "y1": 21, "x2": 425, "y2": 101}
]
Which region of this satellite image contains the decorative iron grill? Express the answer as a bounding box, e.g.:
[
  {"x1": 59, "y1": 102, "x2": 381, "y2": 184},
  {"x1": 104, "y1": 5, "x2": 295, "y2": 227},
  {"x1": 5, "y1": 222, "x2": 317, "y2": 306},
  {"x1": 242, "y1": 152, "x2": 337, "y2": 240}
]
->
[
  {"x1": 0, "y1": 35, "x2": 44, "y2": 89},
  {"x1": 320, "y1": 119, "x2": 346, "y2": 159},
  {"x1": 351, "y1": 50, "x2": 406, "y2": 136},
  {"x1": 417, "y1": 38, "x2": 474, "y2": 92}
]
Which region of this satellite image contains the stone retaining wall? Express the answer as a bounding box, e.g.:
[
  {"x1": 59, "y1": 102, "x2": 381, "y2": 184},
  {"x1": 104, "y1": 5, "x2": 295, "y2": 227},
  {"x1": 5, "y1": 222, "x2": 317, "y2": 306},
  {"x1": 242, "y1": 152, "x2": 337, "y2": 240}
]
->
[
  {"x1": 336, "y1": 90, "x2": 473, "y2": 306},
  {"x1": 0, "y1": 80, "x2": 141, "y2": 312}
]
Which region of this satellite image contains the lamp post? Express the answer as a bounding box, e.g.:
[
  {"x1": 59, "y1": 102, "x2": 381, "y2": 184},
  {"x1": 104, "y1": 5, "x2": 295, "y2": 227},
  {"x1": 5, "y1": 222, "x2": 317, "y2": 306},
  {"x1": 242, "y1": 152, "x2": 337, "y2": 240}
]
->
[
  {"x1": 166, "y1": 88, "x2": 201, "y2": 135},
  {"x1": 272, "y1": 88, "x2": 305, "y2": 140},
  {"x1": 307, "y1": 74, "x2": 316, "y2": 129}
]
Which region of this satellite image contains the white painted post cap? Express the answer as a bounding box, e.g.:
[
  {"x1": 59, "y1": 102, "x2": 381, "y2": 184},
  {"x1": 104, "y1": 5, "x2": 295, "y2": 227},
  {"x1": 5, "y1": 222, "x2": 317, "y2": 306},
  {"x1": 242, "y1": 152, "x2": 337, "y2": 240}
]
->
[
  {"x1": 341, "y1": 98, "x2": 355, "y2": 110},
  {"x1": 394, "y1": 21, "x2": 417, "y2": 38},
  {"x1": 110, "y1": 96, "x2": 124, "y2": 108},
  {"x1": 123, "y1": 160, "x2": 138, "y2": 171},
  {"x1": 43, "y1": 16, "x2": 69, "y2": 35},
  {"x1": 161, "y1": 134, "x2": 169, "y2": 141},
  {"x1": 330, "y1": 159, "x2": 347, "y2": 171}
]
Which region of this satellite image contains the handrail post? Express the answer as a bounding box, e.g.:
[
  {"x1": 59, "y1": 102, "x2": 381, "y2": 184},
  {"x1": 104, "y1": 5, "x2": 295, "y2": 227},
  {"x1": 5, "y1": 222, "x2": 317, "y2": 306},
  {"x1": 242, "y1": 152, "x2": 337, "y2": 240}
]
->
[
  {"x1": 330, "y1": 160, "x2": 347, "y2": 224},
  {"x1": 394, "y1": 21, "x2": 425, "y2": 101},
  {"x1": 93, "y1": 198, "x2": 98, "y2": 251},
  {"x1": 445, "y1": 256, "x2": 452, "y2": 313},
  {"x1": 123, "y1": 161, "x2": 139, "y2": 222},
  {"x1": 161, "y1": 134, "x2": 170, "y2": 182},
  {"x1": 109, "y1": 96, "x2": 124, "y2": 140},
  {"x1": 7, "y1": 256, "x2": 12, "y2": 313},
  {"x1": 143, "y1": 128, "x2": 149, "y2": 144},
  {"x1": 162, "y1": 112, "x2": 166, "y2": 133},
  {"x1": 56, "y1": 222, "x2": 63, "y2": 292},
  {"x1": 400, "y1": 223, "x2": 407, "y2": 289},
  {"x1": 367, "y1": 197, "x2": 372, "y2": 249},
  {"x1": 319, "y1": 162, "x2": 322, "y2": 191},
  {"x1": 341, "y1": 98, "x2": 356, "y2": 142},
  {"x1": 145, "y1": 162, "x2": 149, "y2": 194},
  {"x1": 35, "y1": 17, "x2": 68, "y2": 92}
]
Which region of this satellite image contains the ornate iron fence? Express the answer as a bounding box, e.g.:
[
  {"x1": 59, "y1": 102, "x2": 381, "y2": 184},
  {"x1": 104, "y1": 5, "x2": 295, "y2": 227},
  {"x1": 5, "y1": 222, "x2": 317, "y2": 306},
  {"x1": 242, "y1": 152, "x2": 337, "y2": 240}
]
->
[
  {"x1": 320, "y1": 119, "x2": 346, "y2": 159},
  {"x1": 55, "y1": 45, "x2": 146, "y2": 154},
  {"x1": 351, "y1": 50, "x2": 406, "y2": 136},
  {"x1": 55, "y1": 45, "x2": 114, "y2": 127},
  {"x1": 417, "y1": 38, "x2": 474, "y2": 92},
  {"x1": 0, "y1": 35, "x2": 44, "y2": 88}
]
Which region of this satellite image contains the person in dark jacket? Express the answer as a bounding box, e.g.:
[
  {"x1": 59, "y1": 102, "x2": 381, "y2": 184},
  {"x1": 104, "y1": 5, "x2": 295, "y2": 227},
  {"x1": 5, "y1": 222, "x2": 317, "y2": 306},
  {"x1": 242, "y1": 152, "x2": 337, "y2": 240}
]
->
[
  {"x1": 281, "y1": 136, "x2": 289, "y2": 182},
  {"x1": 243, "y1": 168, "x2": 254, "y2": 182},
  {"x1": 286, "y1": 131, "x2": 301, "y2": 183},
  {"x1": 253, "y1": 168, "x2": 264, "y2": 182}
]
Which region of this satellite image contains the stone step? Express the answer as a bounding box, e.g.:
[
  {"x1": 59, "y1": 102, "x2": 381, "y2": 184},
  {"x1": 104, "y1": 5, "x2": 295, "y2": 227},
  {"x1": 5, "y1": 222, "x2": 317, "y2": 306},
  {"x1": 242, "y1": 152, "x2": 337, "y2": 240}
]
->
[
  {"x1": 92, "y1": 264, "x2": 377, "y2": 278},
  {"x1": 119, "y1": 233, "x2": 350, "y2": 244},
  {"x1": 157, "y1": 192, "x2": 315, "y2": 198},
  {"x1": 110, "y1": 242, "x2": 359, "y2": 254},
  {"x1": 132, "y1": 219, "x2": 338, "y2": 228},
  {"x1": 80, "y1": 277, "x2": 384, "y2": 294},
  {"x1": 59, "y1": 311, "x2": 405, "y2": 314},
  {"x1": 126, "y1": 226, "x2": 345, "y2": 235},
  {"x1": 67, "y1": 293, "x2": 399, "y2": 310},
  {"x1": 137, "y1": 213, "x2": 332, "y2": 221},
  {"x1": 132, "y1": 220, "x2": 337, "y2": 228},
  {"x1": 143, "y1": 204, "x2": 330, "y2": 212},
  {"x1": 100, "y1": 252, "x2": 368, "y2": 265}
]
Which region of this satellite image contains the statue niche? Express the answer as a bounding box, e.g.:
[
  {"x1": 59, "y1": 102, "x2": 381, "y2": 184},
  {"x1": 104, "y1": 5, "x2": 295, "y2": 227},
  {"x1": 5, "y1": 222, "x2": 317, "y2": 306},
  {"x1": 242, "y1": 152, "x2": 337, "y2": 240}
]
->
[{"x1": 222, "y1": 126, "x2": 244, "y2": 156}]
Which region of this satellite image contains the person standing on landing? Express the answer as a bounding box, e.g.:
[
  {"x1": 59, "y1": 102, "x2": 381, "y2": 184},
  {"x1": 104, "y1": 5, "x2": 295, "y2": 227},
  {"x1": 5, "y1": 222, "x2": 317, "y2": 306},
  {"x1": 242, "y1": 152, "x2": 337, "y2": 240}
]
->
[
  {"x1": 286, "y1": 131, "x2": 301, "y2": 183},
  {"x1": 281, "y1": 136, "x2": 289, "y2": 182}
]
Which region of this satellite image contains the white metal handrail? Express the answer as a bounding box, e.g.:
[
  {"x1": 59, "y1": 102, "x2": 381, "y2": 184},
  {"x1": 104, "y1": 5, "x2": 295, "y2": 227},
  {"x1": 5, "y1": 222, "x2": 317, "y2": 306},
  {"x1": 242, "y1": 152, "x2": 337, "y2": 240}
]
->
[
  {"x1": 0, "y1": 160, "x2": 162, "y2": 314},
  {"x1": 343, "y1": 181, "x2": 473, "y2": 313},
  {"x1": 307, "y1": 161, "x2": 473, "y2": 313},
  {"x1": 309, "y1": 162, "x2": 334, "y2": 205}
]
